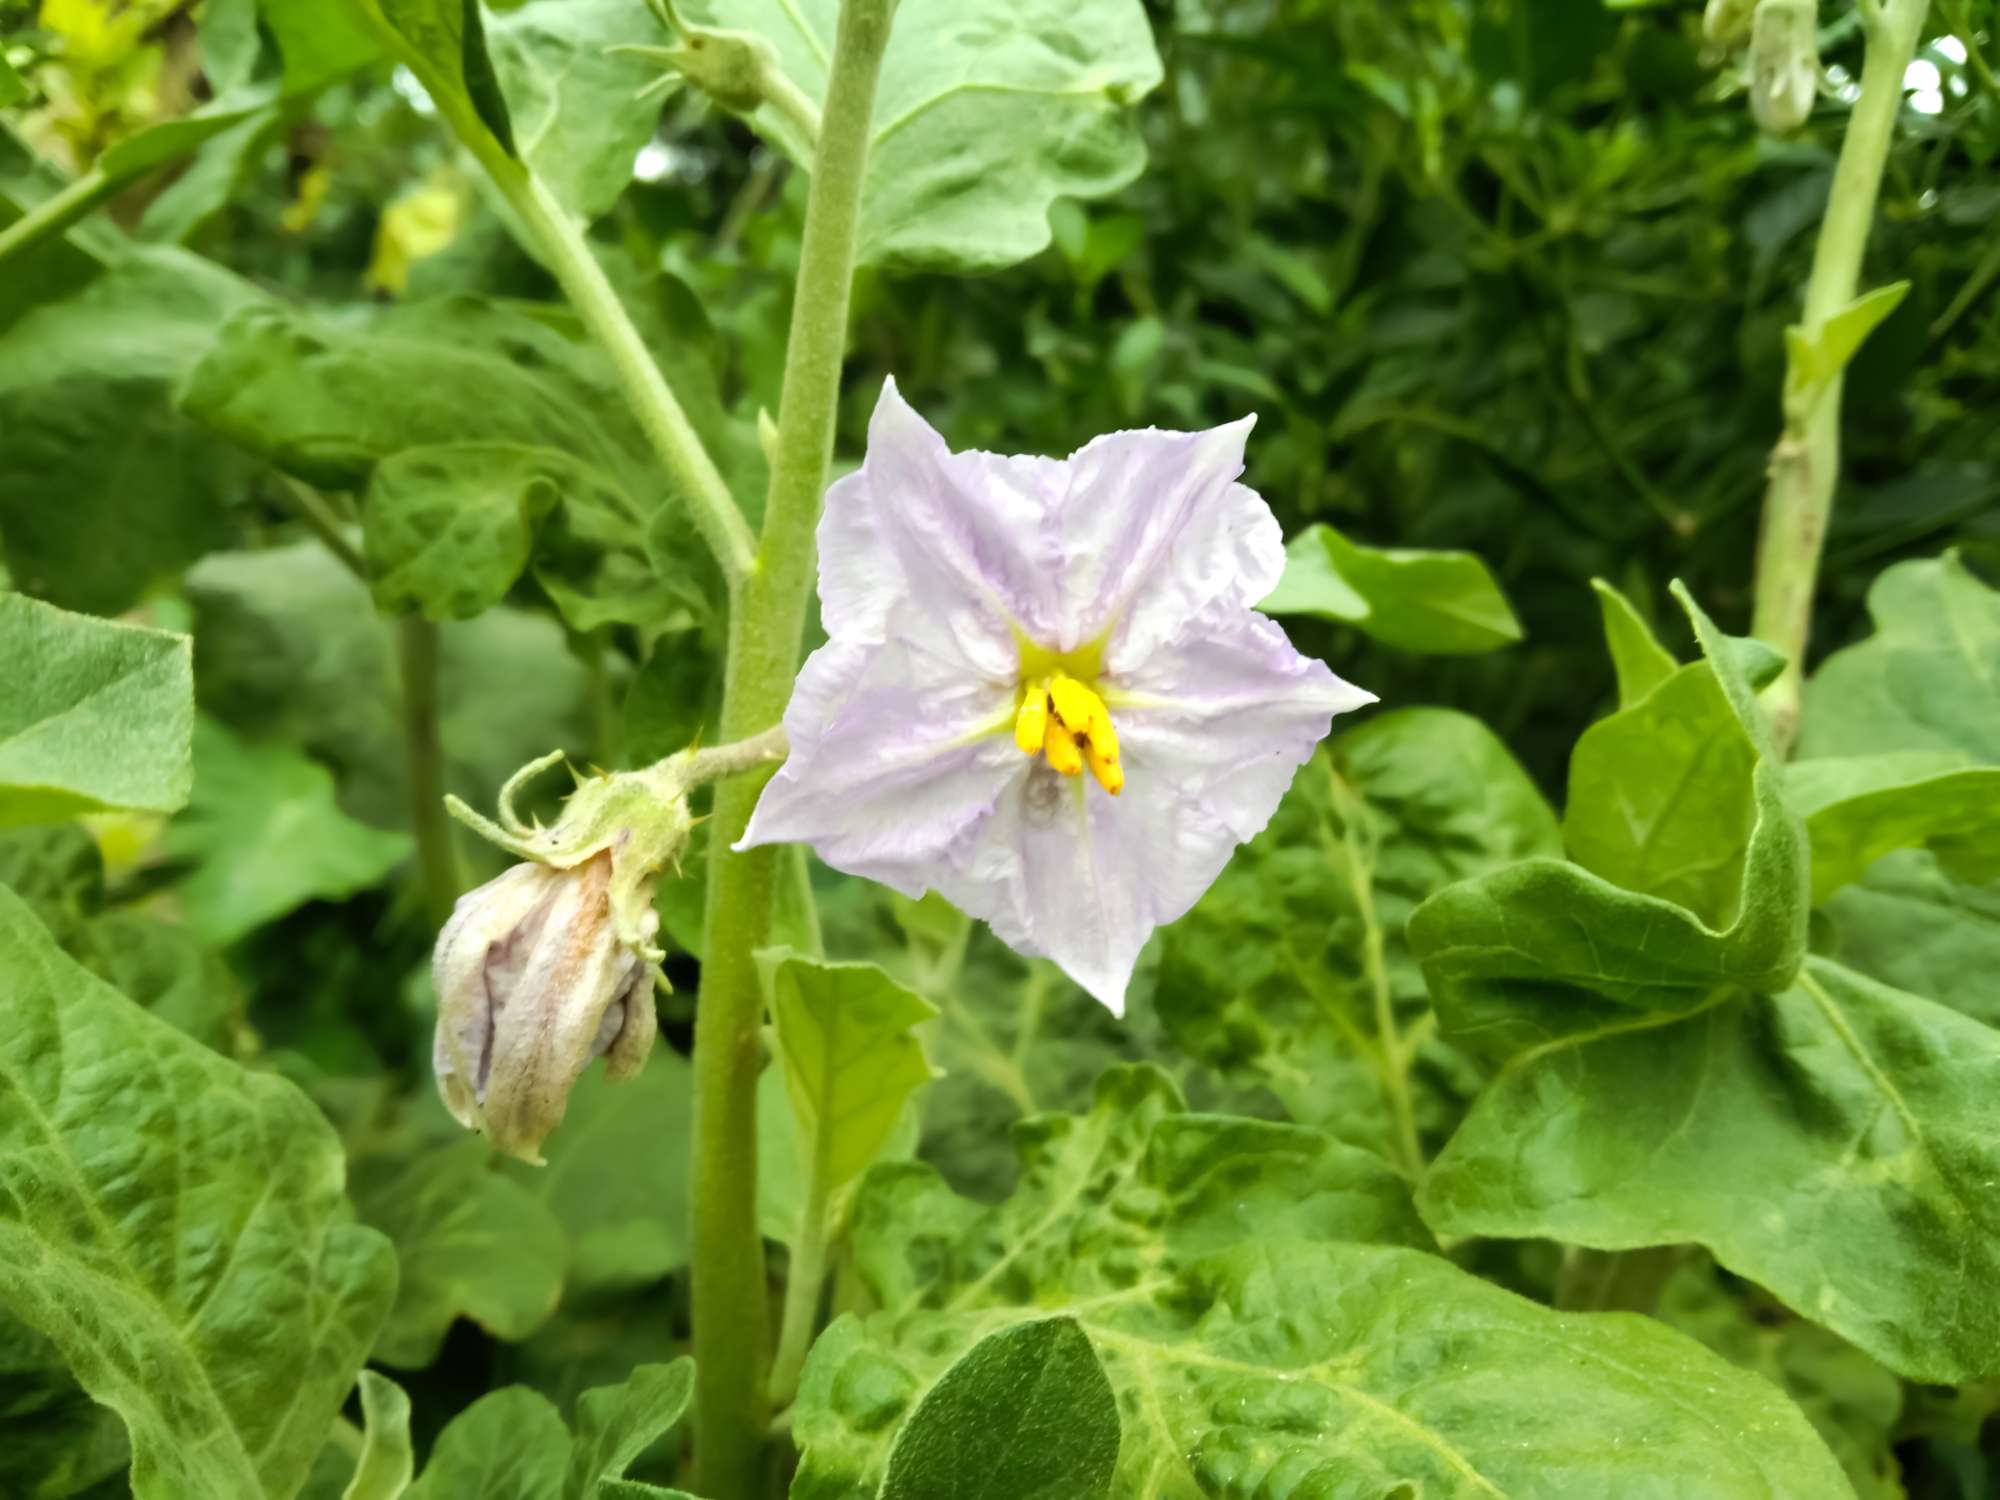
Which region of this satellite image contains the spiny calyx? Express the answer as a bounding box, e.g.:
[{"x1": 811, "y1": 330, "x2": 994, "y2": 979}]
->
[{"x1": 1016, "y1": 672, "x2": 1123, "y2": 796}]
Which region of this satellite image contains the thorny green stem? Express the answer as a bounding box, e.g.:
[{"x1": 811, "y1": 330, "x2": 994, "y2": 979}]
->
[
  {"x1": 397, "y1": 616, "x2": 461, "y2": 930},
  {"x1": 690, "y1": 3, "x2": 894, "y2": 1494},
  {"x1": 1750, "y1": 0, "x2": 1931, "y2": 751}
]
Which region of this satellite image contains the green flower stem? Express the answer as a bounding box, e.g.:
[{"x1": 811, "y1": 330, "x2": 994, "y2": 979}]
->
[
  {"x1": 766, "y1": 1151, "x2": 833, "y2": 1410},
  {"x1": 690, "y1": 3, "x2": 894, "y2": 1494},
  {"x1": 0, "y1": 164, "x2": 113, "y2": 268},
  {"x1": 1750, "y1": 0, "x2": 1931, "y2": 750},
  {"x1": 397, "y1": 615, "x2": 461, "y2": 930}
]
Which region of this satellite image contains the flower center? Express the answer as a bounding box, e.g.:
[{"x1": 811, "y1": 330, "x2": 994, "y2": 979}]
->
[{"x1": 1015, "y1": 672, "x2": 1123, "y2": 796}]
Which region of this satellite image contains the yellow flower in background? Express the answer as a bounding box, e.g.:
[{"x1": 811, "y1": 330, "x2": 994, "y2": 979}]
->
[{"x1": 366, "y1": 172, "x2": 467, "y2": 297}]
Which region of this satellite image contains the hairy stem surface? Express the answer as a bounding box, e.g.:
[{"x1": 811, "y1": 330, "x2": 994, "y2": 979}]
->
[{"x1": 1750, "y1": 0, "x2": 1931, "y2": 748}]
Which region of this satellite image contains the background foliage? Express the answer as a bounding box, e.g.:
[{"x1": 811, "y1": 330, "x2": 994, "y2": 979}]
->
[{"x1": 3, "y1": 0, "x2": 2000, "y2": 1496}]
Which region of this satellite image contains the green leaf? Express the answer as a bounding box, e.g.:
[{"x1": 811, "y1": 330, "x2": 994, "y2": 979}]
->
[
  {"x1": 0, "y1": 594, "x2": 193, "y2": 826},
  {"x1": 793, "y1": 1064, "x2": 1850, "y2": 1498},
  {"x1": 1798, "y1": 552, "x2": 2000, "y2": 764},
  {"x1": 70, "y1": 910, "x2": 248, "y2": 1055},
  {"x1": 1784, "y1": 282, "x2": 1911, "y2": 418},
  {"x1": 1790, "y1": 754, "x2": 2000, "y2": 902},
  {"x1": 1419, "y1": 956, "x2": 2000, "y2": 1384},
  {"x1": 1819, "y1": 850, "x2": 2000, "y2": 1028},
  {"x1": 1155, "y1": 712, "x2": 1558, "y2": 1155},
  {"x1": 1590, "y1": 576, "x2": 1678, "y2": 707},
  {"x1": 351, "y1": 1138, "x2": 566, "y2": 1368},
  {"x1": 363, "y1": 442, "x2": 567, "y2": 621},
  {"x1": 1658, "y1": 1257, "x2": 1904, "y2": 1500},
  {"x1": 563, "y1": 1359, "x2": 695, "y2": 1500},
  {"x1": 407, "y1": 1387, "x2": 570, "y2": 1500},
  {"x1": 0, "y1": 886, "x2": 397, "y2": 1499},
  {"x1": 877, "y1": 1318, "x2": 1118, "y2": 1500},
  {"x1": 354, "y1": 0, "x2": 517, "y2": 152},
  {"x1": 0, "y1": 52, "x2": 26, "y2": 109},
  {"x1": 181, "y1": 297, "x2": 646, "y2": 493},
  {"x1": 678, "y1": 0, "x2": 1161, "y2": 272},
  {"x1": 1260, "y1": 521, "x2": 1522, "y2": 653},
  {"x1": 161, "y1": 717, "x2": 412, "y2": 944},
  {"x1": 0, "y1": 248, "x2": 260, "y2": 612},
  {"x1": 0, "y1": 821, "x2": 103, "y2": 943},
  {"x1": 761, "y1": 950, "x2": 938, "y2": 1192},
  {"x1": 504, "y1": 1045, "x2": 694, "y2": 1294},
  {"x1": 487, "y1": 0, "x2": 663, "y2": 221},
  {"x1": 341, "y1": 1370, "x2": 415, "y2": 1500},
  {"x1": 0, "y1": 1316, "x2": 131, "y2": 1498},
  {"x1": 1562, "y1": 581, "x2": 1805, "y2": 934}
]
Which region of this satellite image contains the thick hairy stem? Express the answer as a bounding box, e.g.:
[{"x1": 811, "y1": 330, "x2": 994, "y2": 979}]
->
[
  {"x1": 689, "y1": 4, "x2": 894, "y2": 1495},
  {"x1": 397, "y1": 616, "x2": 461, "y2": 929},
  {"x1": 1750, "y1": 0, "x2": 1931, "y2": 749}
]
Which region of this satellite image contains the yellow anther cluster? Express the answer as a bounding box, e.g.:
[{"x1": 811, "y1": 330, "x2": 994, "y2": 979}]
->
[{"x1": 1015, "y1": 673, "x2": 1123, "y2": 796}]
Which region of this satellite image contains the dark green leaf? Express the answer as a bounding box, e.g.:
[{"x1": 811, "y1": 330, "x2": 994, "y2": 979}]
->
[
  {"x1": 407, "y1": 1387, "x2": 570, "y2": 1500},
  {"x1": 363, "y1": 442, "x2": 567, "y2": 621}
]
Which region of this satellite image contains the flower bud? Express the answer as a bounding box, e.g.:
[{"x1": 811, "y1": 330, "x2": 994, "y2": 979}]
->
[
  {"x1": 1703, "y1": 0, "x2": 1758, "y2": 47},
  {"x1": 1749, "y1": 0, "x2": 1819, "y2": 135},
  {"x1": 432, "y1": 851, "x2": 660, "y2": 1163}
]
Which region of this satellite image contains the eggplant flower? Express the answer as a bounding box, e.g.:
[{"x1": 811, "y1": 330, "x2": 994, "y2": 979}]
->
[
  {"x1": 738, "y1": 380, "x2": 1374, "y2": 1011},
  {"x1": 432, "y1": 749, "x2": 698, "y2": 1162},
  {"x1": 432, "y1": 851, "x2": 659, "y2": 1163}
]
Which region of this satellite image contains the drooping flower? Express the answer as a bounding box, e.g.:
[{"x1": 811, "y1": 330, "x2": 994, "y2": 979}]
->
[
  {"x1": 431, "y1": 749, "x2": 701, "y2": 1162},
  {"x1": 738, "y1": 380, "x2": 1374, "y2": 1011}
]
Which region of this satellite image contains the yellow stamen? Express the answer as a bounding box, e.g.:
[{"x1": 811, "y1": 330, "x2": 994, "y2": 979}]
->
[
  {"x1": 1048, "y1": 675, "x2": 1102, "y2": 734},
  {"x1": 1084, "y1": 740, "x2": 1123, "y2": 796},
  {"x1": 1013, "y1": 681, "x2": 1050, "y2": 756},
  {"x1": 1043, "y1": 726, "x2": 1084, "y2": 777}
]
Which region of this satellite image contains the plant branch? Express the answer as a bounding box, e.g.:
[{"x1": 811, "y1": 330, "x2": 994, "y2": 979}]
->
[
  {"x1": 397, "y1": 616, "x2": 461, "y2": 929},
  {"x1": 689, "y1": 3, "x2": 894, "y2": 1495},
  {"x1": 0, "y1": 165, "x2": 114, "y2": 267},
  {"x1": 1749, "y1": 0, "x2": 1931, "y2": 750}
]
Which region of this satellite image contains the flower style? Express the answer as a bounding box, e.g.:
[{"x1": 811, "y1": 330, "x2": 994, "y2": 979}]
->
[{"x1": 738, "y1": 380, "x2": 1374, "y2": 1011}]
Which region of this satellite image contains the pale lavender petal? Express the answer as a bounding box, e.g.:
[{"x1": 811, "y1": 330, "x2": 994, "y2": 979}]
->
[
  {"x1": 737, "y1": 635, "x2": 1026, "y2": 881},
  {"x1": 1048, "y1": 422, "x2": 1284, "y2": 665},
  {"x1": 817, "y1": 378, "x2": 1066, "y2": 680},
  {"x1": 1109, "y1": 602, "x2": 1376, "y2": 842}
]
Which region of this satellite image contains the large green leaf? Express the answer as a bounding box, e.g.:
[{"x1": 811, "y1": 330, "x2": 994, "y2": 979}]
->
[
  {"x1": 487, "y1": 0, "x2": 662, "y2": 221},
  {"x1": 1260, "y1": 521, "x2": 1522, "y2": 654},
  {"x1": 503, "y1": 1045, "x2": 694, "y2": 1294},
  {"x1": 876, "y1": 1318, "x2": 1118, "y2": 1500},
  {"x1": 791, "y1": 1065, "x2": 1851, "y2": 1498},
  {"x1": 1819, "y1": 850, "x2": 2000, "y2": 1029},
  {"x1": 0, "y1": 594, "x2": 193, "y2": 826},
  {"x1": 406, "y1": 1362, "x2": 693, "y2": 1500},
  {"x1": 363, "y1": 442, "x2": 567, "y2": 621},
  {"x1": 407, "y1": 1387, "x2": 571, "y2": 1500},
  {"x1": 677, "y1": 0, "x2": 1161, "y2": 272},
  {"x1": 1790, "y1": 754, "x2": 2000, "y2": 903},
  {"x1": 1414, "y1": 590, "x2": 2000, "y2": 1383},
  {"x1": 1797, "y1": 552, "x2": 2000, "y2": 764},
  {"x1": 1419, "y1": 956, "x2": 2000, "y2": 1384},
  {"x1": 0, "y1": 887, "x2": 397, "y2": 1499},
  {"x1": 1155, "y1": 710, "x2": 1558, "y2": 1157},
  {"x1": 161, "y1": 717, "x2": 412, "y2": 944},
  {"x1": 351, "y1": 1138, "x2": 566, "y2": 1368},
  {"x1": 352, "y1": 0, "x2": 517, "y2": 152},
  {"x1": 0, "y1": 248, "x2": 259, "y2": 612},
  {"x1": 762, "y1": 950, "x2": 938, "y2": 1193}
]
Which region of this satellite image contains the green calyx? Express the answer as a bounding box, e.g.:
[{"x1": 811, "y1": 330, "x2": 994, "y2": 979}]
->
[{"x1": 446, "y1": 750, "x2": 702, "y2": 963}]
